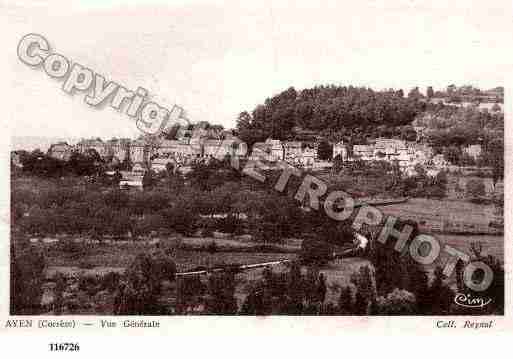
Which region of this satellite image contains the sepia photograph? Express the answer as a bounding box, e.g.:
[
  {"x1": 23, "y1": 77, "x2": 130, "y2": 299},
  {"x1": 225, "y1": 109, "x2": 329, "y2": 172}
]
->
[{"x1": 2, "y1": 0, "x2": 509, "y2": 330}]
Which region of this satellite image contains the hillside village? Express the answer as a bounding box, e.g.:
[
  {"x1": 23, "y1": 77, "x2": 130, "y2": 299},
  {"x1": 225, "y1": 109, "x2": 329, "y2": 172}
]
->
[{"x1": 42, "y1": 126, "x2": 485, "y2": 189}]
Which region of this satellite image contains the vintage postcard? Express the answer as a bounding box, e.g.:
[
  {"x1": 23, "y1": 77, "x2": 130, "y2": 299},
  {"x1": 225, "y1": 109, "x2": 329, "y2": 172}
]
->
[{"x1": 1, "y1": 0, "x2": 512, "y2": 354}]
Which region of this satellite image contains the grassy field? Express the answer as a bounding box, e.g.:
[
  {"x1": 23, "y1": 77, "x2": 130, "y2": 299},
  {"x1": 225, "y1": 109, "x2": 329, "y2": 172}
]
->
[
  {"x1": 379, "y1": 198, "x2": 500, "y2": 233},
  {"x1": 379, "y1": 198, "x2": 504, "y2": 278},
  {"x1": 41, "y1": 235, "x2": 371, "y2": 308},
  {"x1": 43, "y1": 239, "x2": 298, "y2": 276}
]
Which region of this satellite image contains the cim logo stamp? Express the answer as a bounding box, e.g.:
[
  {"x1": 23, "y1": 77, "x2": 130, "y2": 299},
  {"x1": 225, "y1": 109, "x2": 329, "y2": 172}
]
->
[{"x1": 454, "y1": 293, "x2": 492, "y2": 308}]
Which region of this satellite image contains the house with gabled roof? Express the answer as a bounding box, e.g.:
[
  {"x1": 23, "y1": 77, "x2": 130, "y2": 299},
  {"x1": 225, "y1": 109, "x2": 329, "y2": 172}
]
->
[
  {"x1": 352, "y1": 144, "x2": 374, "y2": 160},
  {"x1": 47, "y1": 142, "x2": 73, "y2": 161},
  {"x1": 333, "y1": 141, "x2": 347, "y2": 160}
]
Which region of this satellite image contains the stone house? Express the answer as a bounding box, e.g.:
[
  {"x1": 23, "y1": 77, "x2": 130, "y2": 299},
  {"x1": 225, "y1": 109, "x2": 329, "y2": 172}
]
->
[
  {"x1": 301, "y1": 147, "x2": 316, "y2": 167},
  {"x1": 333, "y1": 141, "x2": 348, "y2": 161},
  {"x1": 352, "y1": 145, "x2": 374, "y2": 160},
  {"x1": 151, "y1": 158, "x2": 176, "y2": 173},
  {"x1": 106, "y1": 138, "x2": 130, "y2": 162},
  {"x1": 47, "y1": 142, "x2": 73, "y2": 161},
  {"x1": 283, "y1": 141, "x2": 303, "y2": 162},
  {"x1": 76, "y1": 138, "x2": 108, "y2": 158},
  {"x1": 265, "y1": 139, "x2": 284, "y2": 161},
  {"x1": 463, "y1": 144, "x2": 482, "y2": 160}
]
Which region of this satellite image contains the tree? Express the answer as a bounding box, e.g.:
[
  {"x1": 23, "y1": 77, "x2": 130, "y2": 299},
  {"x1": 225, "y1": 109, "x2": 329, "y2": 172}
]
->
[
  {"x1": 286, "y1": 262, "x2": 305, "y2": 313},
  {"x1": 163, "y1": 123, "x2": 181, "y2": 140},
  {"x1": 160, "y1": 195, "x2": 199, "y2": 235},
  {"x1": 317, "y1": 139, "x2": 333, "y2": 160},
  {"x1": 300, "y1": 237, "x2": 333, "y2": 265},
  {"x1": 407, "y1": 87, "x2": 422, "y2": 100},
  {"x1": 375, "y1": 288, "x2": 416, "y2": 315},
  {"x1": 426, "y1": 266, "x2": 454, "y2": 315},
  {"x1": 109, "y1": 210, "x2": 132, "y2": 238},
  {"x1": 491, "y1": 103, "x2": 501, "y2": 112},
  {"x1": 11, "y1": 244, "x2": 46, "y2": 314},
  {"x1": 350, "y1": 265, "x2": 377, "y2": 315},
  {"x1": 165, "y1": 162, "x2": 175, "y2": 175},
  {"x1": 236, "y1": 86, "x2": 424, "y2": 142},
  {"x1": 142, "y1": 169, "x2": 156, "y2": 189},
  {"x1": 484, "y1": 138, "x2": 504, "y2": 185},
  {"x1": 442, "y1": 146, "x2": 462, "y2": 165},
  {"x1": 120, "y1": 157, "x2": 133, "y2": 171},
  {"x1": 114, "y1": 251, "x2": 176, "y2": 315},
  {"x1": 205, "y1": 271, "x2": 238, "y2": 314},
  {"x1": 426, "y1": 86, "x2": 434, "y2": 99},
  {"x1": 456, "y1": 246, "x2": 504, "y2": 315},
  {"x1": 337, "y1": 286, "x2": 354, "y2": 314},
  {"x1": 112, "y1": 170, "x2": 122, "y2": 186},
  {"x1": 466, "y1": 178, "x2": 485, "y2": 199}
]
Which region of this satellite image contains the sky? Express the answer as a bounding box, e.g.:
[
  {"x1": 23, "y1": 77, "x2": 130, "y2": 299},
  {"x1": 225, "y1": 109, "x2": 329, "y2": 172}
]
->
[{"x1": 3, "y1": 0, "x2": 512, "y2": 139}]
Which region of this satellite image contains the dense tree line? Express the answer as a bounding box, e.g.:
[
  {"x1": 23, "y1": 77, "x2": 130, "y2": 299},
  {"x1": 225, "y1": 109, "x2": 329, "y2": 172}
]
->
[
  {"x1": 236, "y1": 86, "x2": 425, "y2": 147},
  {"x1": 14, "y1": 149, "x2": 106, "y2": 178},
  {"x1": 12, "y1": 157, "x2": 309, "y2": 242},
  {"x1": 414, "y1": 105, "x2": 503, "y2": 148}
]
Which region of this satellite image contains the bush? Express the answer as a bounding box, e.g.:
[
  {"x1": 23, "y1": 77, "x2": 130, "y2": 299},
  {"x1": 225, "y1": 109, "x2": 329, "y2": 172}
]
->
[
  {"x1": 196, "y1": 217, "x2": 217, "y2": 237},
  {"x1": 114, "y1": 251, "x2": 177, "y2": 315},
  {"x1": 216, "y1": 215, "x2": 241, "y2": 234},
  {"x1": 160, "y1": 195, "x2": 199, "y2": 235},
  {"x1": 78, "y1": 258, "x2": 96, "y2": 269},
  {"x1": 78, "y1": 275, "x2": 101, "y2": 296},
  {"x1": 466, "y1": 178, "x2": 485, "y2": 198},
  {"x1": 11, "y1": 245, "x2": 46, "y2": 314},
  {"x1": 129, "y1": 191, "x2": 170, "y2": 216},
  {"x1": 205, "y1": 271, "x2": 238, "y2": 314},
  {"x1": 207, "y1": 241, "x2": 218, "y2": 253},
  {"x1": 176, "y1": 276, "x2": 206, "y2": 313},
  {"x1": 300, "y1": 238, "x2": 334, "y2": 265},
  {"x1": 103, "y1": 189, "x2": 130, "y2": 210},
  {"x1": 132, "y1": 214, "x2": 166, "y2": 238},
  {"x1": 337, "y1": 286, "x2": 354, "y2": 314},
  {"x1": 350, "y1": 265, "x2": 377, "y2": 314},
  {"x1": 108, "y1": 210, "x2": 132, "y2": 238},
  {"x1": 375, "y1": 288, "x2": 416, "y2": 315},
  {"x1": 55, "y1": 240, "x2": 90, "y2": 260},
  {"x1": 101, "y1": 272, "x2": 121, "y2": 292}
]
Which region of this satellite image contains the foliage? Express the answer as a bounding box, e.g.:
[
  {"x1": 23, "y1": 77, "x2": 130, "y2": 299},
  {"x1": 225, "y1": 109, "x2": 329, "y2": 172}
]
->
[
  {"x1": 350, "y1": 265, "x2": 377, "y2": 314},
  {"x1": 453, "y1": 243, "x2": 504, "y2": 315},
  {"x1": 479, "y1": 137, "x2": 504, "y2": 184},
  {"x1": 300, "y1": 238, "x2": 333, "y2": 265},
  {"x1": 160, "y1": 193, "x2": 199, "y2": 236},
  {"x1": 425, "y1": 267, "x2": 455, "y2": 315},
  {"x1": 10, "y1": 244, "x2": 46, "y2": 314},
  {"x1": 114, "y1": 250, "x2": 176, "y2": 315},
  {"x1": 204, "y1": 271, "x2": 238, "y2": 314},
  {"x1": 337, "y1": 286, "x2": 354, "y2": 314},
  {"x1": 466, "y1": 178, "x2": 485, "y2": 199},
  {"x1": 414, "y1": 106, "x2": 503, "y2": 151},
  {"x1": 54, "y1": 240, "x2": 91, "y2": 260},
  {"x1": 240, "y1": 264, "x2": 327, "y2": 315},
  {"x1": 403, "y1": 166, "x2": 447, "y2": 199},
  {"x1": 317, "y1": 139, "x2": 333, "y2": 160},
  {"x1": 189, "y1": 157, "x2": 241, "y2": 191},
  {"x1": 375, "y1": 288, "x2": 416, "y2": 315},
  {"x1": 236, "y1": 86, "x2": 424, "y2": 144}
]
